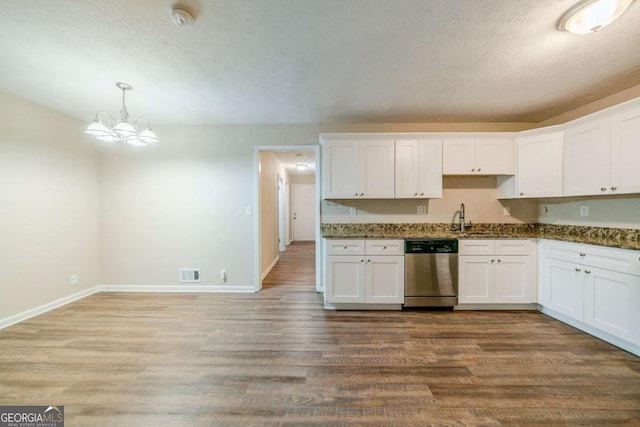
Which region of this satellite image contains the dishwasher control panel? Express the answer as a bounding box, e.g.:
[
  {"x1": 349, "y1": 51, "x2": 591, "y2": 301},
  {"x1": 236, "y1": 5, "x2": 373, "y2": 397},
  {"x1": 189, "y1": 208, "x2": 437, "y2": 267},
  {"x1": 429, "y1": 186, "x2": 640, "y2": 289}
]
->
[{"x1": 405, "y1": 239, "x2": 458, "y2": 254}]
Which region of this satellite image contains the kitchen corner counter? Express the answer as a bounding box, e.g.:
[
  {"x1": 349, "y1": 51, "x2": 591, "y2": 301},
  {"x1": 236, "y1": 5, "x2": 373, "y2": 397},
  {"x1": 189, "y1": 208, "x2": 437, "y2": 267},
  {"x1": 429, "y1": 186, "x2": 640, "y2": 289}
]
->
[{"x1": 321, "y1": 223, "x2": 640, "y2": 251}]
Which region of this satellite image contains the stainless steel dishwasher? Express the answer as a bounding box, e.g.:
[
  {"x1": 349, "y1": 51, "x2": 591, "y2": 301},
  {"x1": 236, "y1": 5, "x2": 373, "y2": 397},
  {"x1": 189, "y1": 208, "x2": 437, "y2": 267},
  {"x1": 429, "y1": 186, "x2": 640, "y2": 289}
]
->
[{"x1": 404, "y1": 238, "x2": 458, "y2": 307}]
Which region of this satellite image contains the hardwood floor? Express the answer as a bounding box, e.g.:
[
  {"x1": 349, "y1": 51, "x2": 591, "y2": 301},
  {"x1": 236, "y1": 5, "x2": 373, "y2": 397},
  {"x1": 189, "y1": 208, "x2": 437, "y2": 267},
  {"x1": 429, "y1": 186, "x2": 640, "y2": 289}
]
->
[
  {"x1": 1, "y1": 244, "x2": 640, "y2": 426},
  {"x1": 262, "y1": 241, "x2": 316, "y2": 291}
]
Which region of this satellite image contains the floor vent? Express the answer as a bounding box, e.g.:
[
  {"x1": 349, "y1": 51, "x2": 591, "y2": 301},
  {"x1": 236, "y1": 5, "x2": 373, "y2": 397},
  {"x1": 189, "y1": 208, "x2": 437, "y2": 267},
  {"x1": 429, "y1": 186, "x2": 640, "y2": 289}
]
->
[{"x1": 180, "y1": 268, "x2": 201, "y2": 283}]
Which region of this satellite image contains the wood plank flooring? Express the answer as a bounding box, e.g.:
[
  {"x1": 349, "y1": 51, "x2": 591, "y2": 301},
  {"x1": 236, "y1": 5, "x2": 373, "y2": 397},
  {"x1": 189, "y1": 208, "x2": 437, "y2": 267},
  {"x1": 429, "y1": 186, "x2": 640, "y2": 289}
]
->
[
  {"x1": 262, "y1": 241, "x2": 315, "y2": 291},
  {"x1": 1, "y1": 243, "x2": 639, "y2": 426}
]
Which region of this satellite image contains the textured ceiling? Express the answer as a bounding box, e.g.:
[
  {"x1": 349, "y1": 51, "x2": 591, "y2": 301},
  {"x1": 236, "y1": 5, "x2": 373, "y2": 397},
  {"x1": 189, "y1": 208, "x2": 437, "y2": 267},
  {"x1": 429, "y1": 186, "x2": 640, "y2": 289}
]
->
[{"x1": 0, "y1": 0, "x2": 639, "y2": 125}]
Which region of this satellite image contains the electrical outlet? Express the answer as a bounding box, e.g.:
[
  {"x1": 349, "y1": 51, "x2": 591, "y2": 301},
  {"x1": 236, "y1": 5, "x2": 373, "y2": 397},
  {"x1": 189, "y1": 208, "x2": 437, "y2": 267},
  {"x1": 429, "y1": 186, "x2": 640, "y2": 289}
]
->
[
  {"x1": 503, "y1": 206, "x2": 511, "y2": 216},
  {"x1": 220, "y1": 269, "x2": 227, "y2": 282},
  {"x1": 417, "y1": 205, "x2": 426, "y2": 215},
  {"x1": 245, "y1": 206, "x2": 252, "y2": 216},
  {"x1": 70, "y1": 274, "x2": 78, "y2": 286},
  {"x1": 349, "y1": 207, "x2": 357, "y2": 216},
  {"x1": 580, "y1": 205, "x2": 589, "y2": 216}
]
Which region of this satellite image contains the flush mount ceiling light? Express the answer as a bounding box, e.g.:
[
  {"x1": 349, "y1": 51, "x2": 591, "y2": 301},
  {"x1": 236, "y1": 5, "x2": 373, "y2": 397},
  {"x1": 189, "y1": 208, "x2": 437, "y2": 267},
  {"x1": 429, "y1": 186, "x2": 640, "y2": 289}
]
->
[
  {"x1": 296, "y1": 163, "x2": 308, "y2": 171},
  {"x1": 85, "y1": 82, "x2": 158, "y2": 146},
  {"x1": 557, "y1": 0, "x2": 634, "y2": 34}
]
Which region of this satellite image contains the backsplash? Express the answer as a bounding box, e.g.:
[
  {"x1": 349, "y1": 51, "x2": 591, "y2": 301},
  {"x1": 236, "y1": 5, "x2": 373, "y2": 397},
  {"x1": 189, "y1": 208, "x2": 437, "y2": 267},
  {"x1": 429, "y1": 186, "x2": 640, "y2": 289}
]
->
[{"x1": 321, "y1": 223, "x2": 640, "y2": 251}]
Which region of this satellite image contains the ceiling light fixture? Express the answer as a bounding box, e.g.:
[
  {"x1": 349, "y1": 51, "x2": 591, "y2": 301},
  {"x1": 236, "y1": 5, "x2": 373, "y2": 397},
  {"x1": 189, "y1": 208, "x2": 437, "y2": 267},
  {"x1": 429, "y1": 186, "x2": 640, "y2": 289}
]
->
[
  {"x1": 296, "y1": 163, "x2": 308, "y2": 171},
  {"x1": 85, "y1": 82, "x2": 158, "y2": 146},
  {"x1": 557, "y1": 0, "x2": 634, "y2": 34}
]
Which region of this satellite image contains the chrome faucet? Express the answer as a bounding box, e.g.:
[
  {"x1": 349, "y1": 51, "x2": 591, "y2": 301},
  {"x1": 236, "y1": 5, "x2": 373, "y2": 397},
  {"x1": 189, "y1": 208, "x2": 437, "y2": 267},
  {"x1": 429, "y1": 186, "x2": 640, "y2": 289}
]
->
[{"x1": 459, "y1": 203, "x2": 465, "y2": 232}]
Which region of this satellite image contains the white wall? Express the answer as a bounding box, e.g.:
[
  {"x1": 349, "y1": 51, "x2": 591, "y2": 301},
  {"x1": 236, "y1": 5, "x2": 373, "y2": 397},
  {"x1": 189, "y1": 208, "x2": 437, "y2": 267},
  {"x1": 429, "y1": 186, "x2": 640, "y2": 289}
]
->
[
  {"x1": 0, "y1": 90, "x2": 100, "y2": 319},
  {"x1": 259, "y1": 151, "x2": 289, "y2": 277},
  {"x1": 100, "y1": 123, "x2": 533, "y2": 288}
]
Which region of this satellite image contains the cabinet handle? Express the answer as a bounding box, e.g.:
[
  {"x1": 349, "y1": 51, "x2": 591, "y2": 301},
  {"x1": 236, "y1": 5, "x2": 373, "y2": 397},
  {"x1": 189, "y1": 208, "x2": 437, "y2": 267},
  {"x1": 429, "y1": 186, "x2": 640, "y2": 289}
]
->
[
  {"x1": 354, "y1": 193, "x2": 359, "y2": 196},
  {"x1": 343, "y1": 246, "x2": 348, "y2": 250},
  {"x1": 585, "y1": 270, "x2": 591, "y2": 274},
  {"x1": 601, "y1": 187, "x2": 607, "y2": 192},
  {"x1": 471, "y1": 168, "x2": 475, "y2": 172},
  {"x1": 520, "y1": 192, "x2": 524, "y2": 196},
  {"x1": 575, "y1": 267, "x2": 581, "y2": 272},
  {"x1": 497, "y1": 259, "x2": 501, "y2": 263},
  {"x1": 477, "y1": 168, "x2": 482, "y2": 172},
  {"x1": 414, "y1": 193, "x2": 418, "y2": 196},
  {"x1": 579, "y1": 253, "x2": 586, "y2": 257},
  {"x1": 491, "y1": 259, "x2": 495, "y2": 263},
  {"x1": 611, "y1": 186, "x2": 618, "y2": 191},
  {"x1": 367, "y1": 259, "x2": 371, "y2": 263},
  {"x1": 383, "y1": 246, "x2": 387, "y2": 250},
  {"x1": 360, "y1": 259, "x2": 364, "y2": 263},
  {"x1": 420, "y1": 193, "x2": 424, "y2": 196},
  {"x1": 360, "y1": 193, "x2": 364, "y2": 197}
]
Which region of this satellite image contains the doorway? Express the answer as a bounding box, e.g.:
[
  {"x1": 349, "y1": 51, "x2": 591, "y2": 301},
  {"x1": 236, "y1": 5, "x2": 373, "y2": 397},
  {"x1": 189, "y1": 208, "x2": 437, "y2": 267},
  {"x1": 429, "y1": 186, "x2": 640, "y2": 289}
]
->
[{"x1": 255, "y1": 145, "x2": 320, "y2": 292}]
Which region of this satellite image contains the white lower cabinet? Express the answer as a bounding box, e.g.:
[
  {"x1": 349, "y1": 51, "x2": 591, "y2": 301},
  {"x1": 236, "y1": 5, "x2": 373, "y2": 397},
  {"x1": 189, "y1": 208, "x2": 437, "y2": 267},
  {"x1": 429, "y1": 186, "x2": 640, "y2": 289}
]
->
[
  {"x1": 458, "y1": 239, "x2": 536, "y2": 304},
  {"x1": 325, "y1": 239, "x2": 404, "y2": 306},
  {"x1": 540, "y1": 240, "x2": 640, "y2": 352}
]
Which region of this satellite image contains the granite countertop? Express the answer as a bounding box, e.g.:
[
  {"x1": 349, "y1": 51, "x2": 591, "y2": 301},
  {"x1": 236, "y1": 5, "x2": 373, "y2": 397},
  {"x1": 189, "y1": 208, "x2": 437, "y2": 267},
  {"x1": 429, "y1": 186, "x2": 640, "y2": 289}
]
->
[{"x1": 320, "y1": 223, "x2": 640, "y2": 251}]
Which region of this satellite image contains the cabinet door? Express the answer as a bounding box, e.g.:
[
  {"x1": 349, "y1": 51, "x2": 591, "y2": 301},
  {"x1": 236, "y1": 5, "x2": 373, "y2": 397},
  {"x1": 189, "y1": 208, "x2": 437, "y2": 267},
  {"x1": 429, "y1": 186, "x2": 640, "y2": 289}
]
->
[
  {"x1": 326, "y1": 256, "x2": 365, "y2": 303},
  {"x1": 360, "y1": 140, "x2": 395, "y2": 198},
  {"x1": 323, "y1": 141, "x2": 359, "y2": 198},
  {"x1": 516, "y1": 132, "x2": 563, "y2": 198},
  {"x1": 584, "y1": 267, "x2": 640, "y2": 345},
  {"x1": 395, "y1": 138, "x2": 442, "y2": 198},
  {"x1": 563, "y1": 116, "x2": 611, "y2": 196},
  {"x1": 494, "y1": 256, "x2": 534, "y2": 303},
  {"x1": 458, "y1": 256, "x2": 494, "y2": 303},
  {"x1": 475, "y1": 138, "x2": 515, "y2": 175},
  {"x1": 611, "y1": 102, "x2": 640, "y2": 194},
  {"x1": 541, "y1": 258, "x2": 584, "y2": 321},
  {"x1": 365, "y1": 256, "x2": 404, "y2": 304},
  {"x1": 443, "y1": 138, "x2": 475, "y2": 175}
]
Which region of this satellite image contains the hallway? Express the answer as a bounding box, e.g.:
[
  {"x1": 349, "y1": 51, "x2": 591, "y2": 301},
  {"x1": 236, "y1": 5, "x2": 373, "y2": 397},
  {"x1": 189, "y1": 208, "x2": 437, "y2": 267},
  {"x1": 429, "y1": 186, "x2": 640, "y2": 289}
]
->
[{"x1": 262, "y1": 241, "x2": 316, "y2": 291}]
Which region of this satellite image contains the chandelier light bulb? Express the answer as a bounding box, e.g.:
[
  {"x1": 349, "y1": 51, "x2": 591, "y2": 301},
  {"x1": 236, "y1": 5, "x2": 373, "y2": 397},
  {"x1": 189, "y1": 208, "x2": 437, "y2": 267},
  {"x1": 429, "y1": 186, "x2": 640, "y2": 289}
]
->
[{"x1": 85, "y1": 82, "x2": 158, "y2": 146}]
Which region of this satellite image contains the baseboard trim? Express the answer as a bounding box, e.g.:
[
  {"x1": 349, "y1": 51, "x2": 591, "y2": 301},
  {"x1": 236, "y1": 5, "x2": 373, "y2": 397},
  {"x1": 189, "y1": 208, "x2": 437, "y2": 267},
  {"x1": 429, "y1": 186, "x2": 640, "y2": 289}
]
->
[
  {"x1": 260, "y1": 256, "x2": 280, "y2": 281},
  {"x1": 98, "y1": 284, "x2": 256, "y2": 293},
  {"x1": 0, "y1": 286, "x2": 101, "y2": 330}
]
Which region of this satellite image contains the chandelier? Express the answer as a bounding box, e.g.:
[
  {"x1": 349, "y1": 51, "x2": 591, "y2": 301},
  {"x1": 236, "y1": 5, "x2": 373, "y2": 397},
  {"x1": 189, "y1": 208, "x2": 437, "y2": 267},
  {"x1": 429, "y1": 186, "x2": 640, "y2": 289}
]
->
[{"x1": 85, "y1": 82, "x2": 158, "y2": 146}]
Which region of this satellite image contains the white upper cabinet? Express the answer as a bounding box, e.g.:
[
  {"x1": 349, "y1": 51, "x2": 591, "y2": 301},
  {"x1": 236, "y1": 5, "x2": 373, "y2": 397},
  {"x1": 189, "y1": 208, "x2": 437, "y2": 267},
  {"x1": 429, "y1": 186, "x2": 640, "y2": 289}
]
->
[
  {"x1": 516, "y1": 131, "x2": 563, "y2": 198},
  {"x1": 395, "y1": 138, "x2": 443, "y2": 199},
  {"x1": 610, "y1": 101, "x2": 640, "y2": 194},
  {"x1": 323, "y1": 141, "x2": 359, "y2": 198},
  {"x1": 563, "y1": 115, "x2": 611, "y2": 196},
  {"x1": 359, "y1": 140, "x2": 395, "y2": 198},
  {"x1": 443, "y1": 136, "x2": 515, "y2": 175},
  {"x1": 322, "y1": 139, "x2": 395, "y2": 199}
]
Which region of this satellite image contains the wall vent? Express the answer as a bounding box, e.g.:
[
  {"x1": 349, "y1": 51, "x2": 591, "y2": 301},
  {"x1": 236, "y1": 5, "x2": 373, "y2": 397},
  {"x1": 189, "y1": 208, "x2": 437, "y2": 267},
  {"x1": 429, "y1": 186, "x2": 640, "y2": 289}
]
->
[{"x1": 180, "y1": 268, "x2": 200, "y2": 283}]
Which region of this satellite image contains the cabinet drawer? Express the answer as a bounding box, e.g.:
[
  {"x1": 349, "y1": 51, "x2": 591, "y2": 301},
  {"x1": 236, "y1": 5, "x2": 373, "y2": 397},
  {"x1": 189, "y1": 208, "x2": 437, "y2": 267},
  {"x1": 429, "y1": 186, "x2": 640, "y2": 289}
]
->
[
  {"x1": 542, "y1": 239, "x2": 640, "y2": 277},
  {"x1": 459, "y1": 239, "x2": 495, "y2": 255},
  {"x1": 326, "y1": 239, "x2": 365, "y2": 255},
  {"x1": 494, "y1": 239, "x2": 532, "y2": 256},
  {"x1": 365, "y1": 239, "x2": 404, "y2": 256}
]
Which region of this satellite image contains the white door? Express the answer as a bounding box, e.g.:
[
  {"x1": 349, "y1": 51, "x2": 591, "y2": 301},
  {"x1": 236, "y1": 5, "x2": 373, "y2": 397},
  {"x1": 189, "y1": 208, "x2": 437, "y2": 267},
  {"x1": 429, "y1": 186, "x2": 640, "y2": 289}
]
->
[
  {"x1": 458, "y1": 256, "x2": 494, "y2": 303},
  {"x1": 325, "y1": 256, "x2": 365, "y2": 303},
  {"x1": 475, "y1": 138, "x2": 515, "y2": 174},
  {"x1": 563, "y1": 116, "x2": 611, "y2": 196},
  {"x1": 493, "y1": 256, "x2": 531, "y2": 303},
  {"x1": 516, "y1": 132, "x2": 563, "y2": 198},
  {"x1": 365, "y1": 256, "x2": 405, "y2": 304},
  {"x1": 293, "y1": 184, "x2": 315, "y2": 241}
]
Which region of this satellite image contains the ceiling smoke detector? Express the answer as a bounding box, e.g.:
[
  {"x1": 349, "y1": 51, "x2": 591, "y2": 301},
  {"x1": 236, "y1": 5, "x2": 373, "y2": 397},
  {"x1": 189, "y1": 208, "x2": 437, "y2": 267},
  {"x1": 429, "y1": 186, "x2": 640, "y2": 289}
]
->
[{"x1": 170, "y1": 5, "x2": 195, "y2": 28}]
